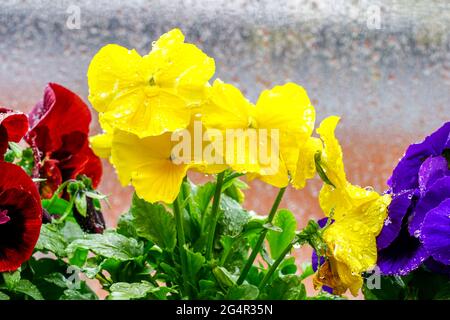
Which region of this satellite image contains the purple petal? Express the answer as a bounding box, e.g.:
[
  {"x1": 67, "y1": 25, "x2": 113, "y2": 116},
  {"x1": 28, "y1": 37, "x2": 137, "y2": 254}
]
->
[
  {"x1": 409, "y1": 176, "x2": 450, "y2": 237},
  {"x1": 377, "y1": 225, "x2": 429, "y2": 275},
  {"x1": 388, "y1": 122, "x2": 450, "y2": 193},
  {"x1": 421, "y1": 198, "x2": 450, "y2": 265},
  {"x1": 311, "y1": 249, "x2": 325, "y2": 272},
  {"x1": 377, "y1": 191, "x2": 413, "y2": 250},
  {"x1": 312, "y1": 217, "x2": 329, "y2": 271},
  {"x1": 418, "y1": 156, "x2": 450, "y2": 196}
]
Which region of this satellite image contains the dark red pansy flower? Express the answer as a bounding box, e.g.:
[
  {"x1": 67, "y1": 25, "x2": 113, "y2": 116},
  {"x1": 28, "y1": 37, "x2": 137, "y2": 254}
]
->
[
  {"x1": 0, "y1": 107, "x2": 29, "y2": 160},
  {"x1": 0, "y1": 161, "x2": 42, "y2": 272},
  {"x1": 26, "y1": 83, "x2": 102, "y2": 198}
]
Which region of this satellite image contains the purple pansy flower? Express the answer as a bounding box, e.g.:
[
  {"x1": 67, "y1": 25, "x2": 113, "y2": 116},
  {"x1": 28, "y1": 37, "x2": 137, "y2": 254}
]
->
[{"x1": 377, "y1": 122, "x2": 450, "y2": 275}]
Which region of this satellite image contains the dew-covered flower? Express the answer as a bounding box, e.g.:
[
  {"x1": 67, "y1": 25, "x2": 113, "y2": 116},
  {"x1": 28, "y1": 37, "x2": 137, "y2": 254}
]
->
[
  {"x1": 87, "y1": 28, "x2": 215, "y2": 138},
  {"x1": 0, "y1": 161, "x2": 42, "y2": 272},
  {"x1": 377, "y1": 122, "x2": 450, "y2": 275},
  {"x1": 26, "y1": 83, "x2": 102, "y2": 198},
  {"x1": 312, "y1": 116, "x2": 391, "y2": 296},
  {"x1": 201, "y1": 79, "x2": 315, "y2": 187}
]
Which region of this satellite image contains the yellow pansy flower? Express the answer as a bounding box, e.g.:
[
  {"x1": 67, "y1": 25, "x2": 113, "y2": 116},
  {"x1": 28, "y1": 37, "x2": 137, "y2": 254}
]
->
[
  {"x1": 313, "y1": 116, "x2": 391, "y2": 296},
  {"x1": 110, "y1": 130, "x2": 190, "y2": 204},
  {"x1": 201, "y1": 79, "x2": 315, "y2": 188},
  {"x1": 90, "y1": 116, "x2": 226, "y2": 203},
  {"x1": 87, "y1": 28, "x2": 215, "y2": 138},
  {"x1": 291, "y1": 137, "x2": 323, "y2": 189}
]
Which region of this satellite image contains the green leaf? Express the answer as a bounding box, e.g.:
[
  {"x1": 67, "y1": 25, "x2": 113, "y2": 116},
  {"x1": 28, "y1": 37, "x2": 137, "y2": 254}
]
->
[
  {"x1": 223, "y1": 177, "x2": 247, "y2": 204},
  {"x1": 314, "y1": 152, "x2": 336, "y2": 188},
  {"x1": 0, "y1": 291, "x2": 9, "y2": 300},
  {"x1": 308, "y1": 292, "x2": 346, "y2": 300},
  {"x1": 213, "y1": 267, "x2": 236, "y2": 289},
  {"x1": 85, "y1": 191, "x2": 108, "y2": 200},
  {"x1": 117, "y1": 211, "x2": 138, "y2": 238},
  {"x1": 219, "y1": 195, "x2": 249, "y2": 236},
  {"x1": 279, "y1": 256, "x2": 297, "y2": 275},
  {"x1": 185, "y1": 246, "x2": 205, "y2": 280},
  {"x1": 300, "y1": 262, "x2": 315, "y2": 280},
  {"x1": 67, "y1": 231, "x2": 144, "y2": 262},
  {"x1": 192, "y1": 181, "x2": 215, "y2": 214},
  {"x1": 130, "y1": 193, "x2": 176, "y2": 251},
  {"x1": 42, "y1": 273, "x2": 70, "y2": 288},
  {"x1": 35, "y1": 224, "x2": 67, "y2": 257},
  {"x1": 262, "y1": 223, "x2": 282, "y2": 232},
  {"x1": 262, "y1": 275, "x2": 306, "y2": 300},
  {"x1": 2, "y1": 271, "x2": 21, "y2": 289},
  {"x1": 60, "y1": 289, "x2": 97, "y2": 300},
  {"x1": 74, "y1": 192, "x2": 87, "y2": 217},
  {"x1": 69, "y1": 248, "x2": 89, "y2": 267},
  {"x1": 12, "y1": 280, "x2": 44, "y2": 300},
  {"x1": 226, "y1": 284, "x2": 259, "y2": 300},
  {"x1": 362, "y1": 276, "x2": 404, "y2": 300},
  {"x1": 241, "y1": 217, "x2": 265, "y2": 238},
  {"x1": 61, "y1": 221, "x2": 85, "y2": 243},
  {"x1": 42, "y1": 198, "x2": 70, "y2": 215},
  {"x1": 266, "y1": 209, "x2": 297, "y2": 259},
  {"x1": 108, "y1": 281, "x2": 156, "y2": 300}
]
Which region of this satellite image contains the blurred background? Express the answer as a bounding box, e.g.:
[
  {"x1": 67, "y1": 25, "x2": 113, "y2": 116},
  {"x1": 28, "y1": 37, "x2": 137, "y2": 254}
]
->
[{"x1": 1, "y1": 0, "x2": 449, "y2": 295}]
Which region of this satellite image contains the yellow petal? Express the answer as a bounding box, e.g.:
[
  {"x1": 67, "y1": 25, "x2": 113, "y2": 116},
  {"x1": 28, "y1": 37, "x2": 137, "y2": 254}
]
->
[
  {"x1": 153, "y1": 28, "x2": 185, "y2": 49},
  {"x1": 291, "y1": 137, "x2": 323, "y2": 189},
  {"x1": 101, "y1": 90, "x2": 191, "y2": 138},
  {"x1": 345, "y1": 193, "x2": 391, "y2": 235},
  {"x1": 132, "y1": 160, "x2": 189, "y2": 203},
  {"x1": 319, "y1": 183, "x2": 389, "y2": 224},
  {"x1": 323, "y1": 219, "x2": 377, "y2": 274},
  {"x1": 333, "y1": 259, "x2": 364, "y2": 297},
  {"x1": 89, "y1": 133, "x2": 112, "y2": 159},
  {"x1": 110, "y1": 130, "x2": 173, "y2": 185},
  {"x1": 150, "y1": 29, "x2": 215, "y2": 102},
  {"x1": 254, "y1": 83, "x2": 315, "y2": 172},
  {"x1": 87, "y1": 44, "x2": 144, "y2": 113},
  {"x1": 202, "y1": 80, "x2": 252, "y2": 130},
  {"x1": 248, "y1": 165, "x2": 289, "y2": 188},
  {"x1": 316, "y1": 116, "x2": 346, "y2": 189},
  {"x1": 110, "y1": 129, "x2": 188, "y2": 203},
  {"x1": 224, "y1": 129, "x2": 261, "y2": 174},
  {"x1": 254, "y1": 83, "x2": 314, "y2": 132}
]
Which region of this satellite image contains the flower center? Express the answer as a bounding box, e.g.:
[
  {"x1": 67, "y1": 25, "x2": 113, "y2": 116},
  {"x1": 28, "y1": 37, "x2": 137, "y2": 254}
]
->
[{"x1": 0, "y1": 209, "x2": 10, "y2": 225}]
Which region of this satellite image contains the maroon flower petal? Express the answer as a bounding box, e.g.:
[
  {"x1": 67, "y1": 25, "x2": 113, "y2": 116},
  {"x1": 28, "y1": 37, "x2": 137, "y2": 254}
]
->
[
  {"x1": 39, "y1": 160, "x2": 63, "y2": 199},
  {"x1": 0, "y1": 107, "x2": 29, "y2": 143},
  {"x1": 57, "y1": 142, "x2": 102, "y2": 189},
  {"x1": 0, "y1": 126, "x2": 8, "y2": 159},
  {"x1": 0, "y1": 162, "x2": 42, "y2": 272},
  {"x1": 0, "y1": 107, "x2": 29, "y2": 159},
  {"x1": 27, "y1": 83, "x2": 91, "y2": 155}
]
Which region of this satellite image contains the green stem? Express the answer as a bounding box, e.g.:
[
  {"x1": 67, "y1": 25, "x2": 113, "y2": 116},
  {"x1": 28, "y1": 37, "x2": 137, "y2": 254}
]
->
[
  {"x1": 222, "y1": 172, "x2": 244, "y2": 186},
  {"x1": 173, "y1": 194, "x2": 190, "y2": 297},
  {"x1": 258, "y1": 242, "x2": 294, "y2": 290},
  {"x1": 237, "y1": 187, "x2": 286, "y2": 285},
  {"x1": 54, "y1": 196, "x2": 75, "y2": 224},
  {"x1": 205, "y1": 171, "x2": 226, "y2": 260}
]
